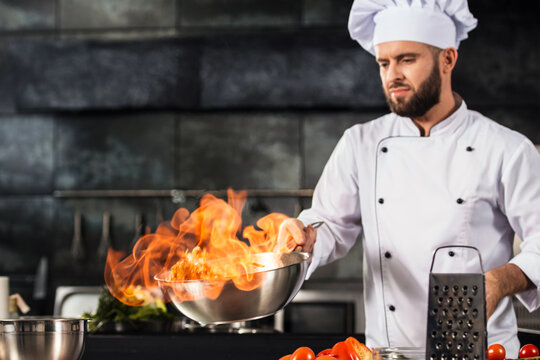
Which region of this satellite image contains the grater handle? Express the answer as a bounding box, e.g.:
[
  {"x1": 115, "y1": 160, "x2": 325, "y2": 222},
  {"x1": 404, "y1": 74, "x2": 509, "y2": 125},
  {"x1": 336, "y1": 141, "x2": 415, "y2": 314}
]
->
[{"x1": 429, "y1": 245, "x2": 485, "y2": 274}]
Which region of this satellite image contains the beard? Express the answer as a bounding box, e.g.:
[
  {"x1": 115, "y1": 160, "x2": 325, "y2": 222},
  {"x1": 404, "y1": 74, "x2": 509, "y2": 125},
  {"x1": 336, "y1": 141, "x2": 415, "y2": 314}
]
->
[{"x1": 384, "y1": 61, "x2": 441, "y2": 118}]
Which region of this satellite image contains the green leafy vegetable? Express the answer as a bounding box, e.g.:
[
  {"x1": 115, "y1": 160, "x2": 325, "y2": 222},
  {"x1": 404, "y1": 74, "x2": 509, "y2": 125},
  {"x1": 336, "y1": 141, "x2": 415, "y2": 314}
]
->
[{"x1": 82, "y1": 287, "x2": 176, "y2": 332}]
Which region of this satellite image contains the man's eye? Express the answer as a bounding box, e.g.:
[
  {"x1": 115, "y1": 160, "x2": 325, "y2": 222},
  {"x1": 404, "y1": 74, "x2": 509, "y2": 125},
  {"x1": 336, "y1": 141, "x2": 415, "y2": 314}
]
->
[
  {"x1": 403, "y1": 58, "x2": 415, "y2": 63},
  {"x1": 379, "y1": 63, "x2": 388, "y2": 68}
]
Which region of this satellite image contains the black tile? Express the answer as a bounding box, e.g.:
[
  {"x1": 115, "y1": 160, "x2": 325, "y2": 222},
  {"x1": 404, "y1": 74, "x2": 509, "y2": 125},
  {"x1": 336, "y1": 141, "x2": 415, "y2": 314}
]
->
[
  {"x1": 59, "y1": 0, "x2": 176, "y2": 29},
  {"x1": 0, "y1": 0, "x2": 55, "y2": 31},
  {"x1": 0, "y1": 196, "x2": 55, "y2": 274},
  {"x1": 179, "y1": 0, "x2": 301, "y2": 27},
  {"x1": 0, "y1": 115, "x2": 54, "y2": 194},
  {"x1": 178, "y1": 113, "x2": 301, "y2": 189},
  {"x1": 455, "y1": 16, "x2": 540, "y2": 107},
  {"x1": 0, "y1": 40, "x2": 17, "y2": 113},
  {"x1": 10, "y1": 38, "x2": 200, "y2": 111},
  {"x1": 200, "y1": 35, "x2": 289, "y2": 108},
  {"x1": 243, "y1": 196, "x2": 301, "y2": 228},
  {"x1": 302, "y1": 0, "x2": 352, "y2": 26},
  {"x1": 54, "y1": 113, "x2": 175, "y2": 190},
  {"x1": 200, "y1": 32, "x2": 384, "y2": 109},
  {"x1": 303, "y1": 111, "x2": 384, "y2": 188},
  {"x1": 469, "y1": 0, "x2": 540, "y2": 16},
  {"x1": 287, "y1": 35, "x2": 383, "y2": 107},
  {"x1": 474, "y1": 107, "x2": 540, "y2": 145}
]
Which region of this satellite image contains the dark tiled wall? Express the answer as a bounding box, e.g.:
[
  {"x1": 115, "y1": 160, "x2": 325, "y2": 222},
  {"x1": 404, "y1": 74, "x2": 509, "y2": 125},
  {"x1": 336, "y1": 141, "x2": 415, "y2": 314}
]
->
[
  {"x1": 0, "y1": 1, "x2": 55, "y2": 31},
  {"x1": 179, "y1": 0, "x2": 301, "y2": 28},
  {"x1": 8, "y1": 39, "x2": 201, "y2": 111},
  {"x1": 59, "y1": 0, "x2": 177, "y2": 29},
  {"x1": 0, "y1": 0, "x2": 539, "y2": 314},
  {"x1": 0, "y1": 115, "x2": 54, "y2": 194},
  {"x1": 55, "y1": 114, "x2": 176, "y2": 190}
]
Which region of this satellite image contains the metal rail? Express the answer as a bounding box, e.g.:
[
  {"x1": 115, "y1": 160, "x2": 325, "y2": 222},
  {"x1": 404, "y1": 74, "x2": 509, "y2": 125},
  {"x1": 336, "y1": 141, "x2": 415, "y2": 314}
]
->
[{"x1": 53, "y1": 189, "x2": 314, "y2": 203}]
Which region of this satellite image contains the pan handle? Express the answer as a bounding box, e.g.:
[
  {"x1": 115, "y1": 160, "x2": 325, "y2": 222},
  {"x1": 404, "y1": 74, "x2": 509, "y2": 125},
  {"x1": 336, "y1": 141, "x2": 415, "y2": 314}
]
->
[{"x1": 429, "y1": 245, "x2": 484, "y2": 274}]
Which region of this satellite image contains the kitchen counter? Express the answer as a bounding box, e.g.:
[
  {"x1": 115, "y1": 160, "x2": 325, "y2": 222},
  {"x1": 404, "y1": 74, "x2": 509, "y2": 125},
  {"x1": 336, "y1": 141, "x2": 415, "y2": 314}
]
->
[
  {"x1": 81, "y1": 333, "x2": 361, "y2": 360},
  {"x1": 81, "y1": 331, "x2": 540, "y2": 359}
]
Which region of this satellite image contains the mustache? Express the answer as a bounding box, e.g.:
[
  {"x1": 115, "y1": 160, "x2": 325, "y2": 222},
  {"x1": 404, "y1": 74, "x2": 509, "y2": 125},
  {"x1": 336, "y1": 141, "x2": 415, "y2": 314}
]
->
[{"x1": 388, "y1": 82, "x2": 411, "y2": 90}]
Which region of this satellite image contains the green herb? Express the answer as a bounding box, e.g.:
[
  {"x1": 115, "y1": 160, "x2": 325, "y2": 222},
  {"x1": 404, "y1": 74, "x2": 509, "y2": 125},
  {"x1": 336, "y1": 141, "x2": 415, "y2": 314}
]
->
[{"x1": 82, "y1": 287, "x2": 176, "y2": 332}]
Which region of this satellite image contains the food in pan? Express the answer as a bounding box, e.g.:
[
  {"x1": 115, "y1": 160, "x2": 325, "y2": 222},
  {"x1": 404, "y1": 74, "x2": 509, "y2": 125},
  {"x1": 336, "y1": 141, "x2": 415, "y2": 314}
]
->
[{"x1": 169, "y1": 247, "x2": 217, "y2": 281}]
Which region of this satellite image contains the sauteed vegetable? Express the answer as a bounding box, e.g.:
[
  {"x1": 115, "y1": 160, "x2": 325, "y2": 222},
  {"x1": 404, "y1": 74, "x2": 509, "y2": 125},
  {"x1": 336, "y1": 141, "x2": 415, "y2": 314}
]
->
[{"x1": 82, "y1": 287, "x2": 175, "y2": 332}]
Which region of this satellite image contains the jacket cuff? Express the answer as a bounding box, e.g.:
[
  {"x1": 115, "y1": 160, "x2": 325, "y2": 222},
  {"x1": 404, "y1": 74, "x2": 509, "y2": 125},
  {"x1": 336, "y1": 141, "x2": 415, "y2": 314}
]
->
[{"x1": 509, "y1": 251, "x2": 540, "y2": 312}]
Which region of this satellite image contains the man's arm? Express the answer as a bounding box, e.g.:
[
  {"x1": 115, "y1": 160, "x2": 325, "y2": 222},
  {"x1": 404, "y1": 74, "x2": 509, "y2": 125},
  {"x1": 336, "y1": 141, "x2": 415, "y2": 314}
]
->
[{"x1": 485, "y1": 263, "x2": 535, "y2": 319}]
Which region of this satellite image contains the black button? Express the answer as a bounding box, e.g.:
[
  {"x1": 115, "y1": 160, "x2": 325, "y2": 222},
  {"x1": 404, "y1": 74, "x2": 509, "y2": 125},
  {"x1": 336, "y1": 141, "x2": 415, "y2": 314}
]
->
[
  {"x1": 381, "y1": 147, "x2": 388, "y2": 153},
  {"x1": 449, "y1": 251, "x2": 455, "y2": 257},
  {"x1": 378, "y1": 198, "x2": 384, "y2": 204},
  {"x1": 384, "y1": 251, "x2": 391, "y2": 259},
  {"x1": 466, "y1": 146, "x2": 474, "y2": 152},
  {"x1": 389, "y1": 305, "x2": 396, "y2": 311},
  {"x1": 456, "y1": 198, "x2": 464, "y2": 204}
]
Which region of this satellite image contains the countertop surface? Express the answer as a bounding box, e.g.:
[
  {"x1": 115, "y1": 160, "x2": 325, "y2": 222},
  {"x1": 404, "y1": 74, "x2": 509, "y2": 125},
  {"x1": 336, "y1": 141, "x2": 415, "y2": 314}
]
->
[
  {"x1": 81, "y1": 331, "x2": 540, "y2": 360},
  {"x1": 81, "y1": 333, "x2": 362, "y2": 360}
]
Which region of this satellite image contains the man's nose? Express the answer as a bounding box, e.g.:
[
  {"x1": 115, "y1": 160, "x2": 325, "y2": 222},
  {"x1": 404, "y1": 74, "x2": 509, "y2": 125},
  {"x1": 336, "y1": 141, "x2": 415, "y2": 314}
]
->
[{"x1": 385, "y1": 63, "x2": 403, "y2": 83}]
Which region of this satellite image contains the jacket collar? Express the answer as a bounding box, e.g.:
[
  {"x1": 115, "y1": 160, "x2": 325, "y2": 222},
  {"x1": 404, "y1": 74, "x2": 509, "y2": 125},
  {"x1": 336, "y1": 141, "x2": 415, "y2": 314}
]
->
[{"x1": 398, "y1": 100, "x2": 469, "y2": 137}]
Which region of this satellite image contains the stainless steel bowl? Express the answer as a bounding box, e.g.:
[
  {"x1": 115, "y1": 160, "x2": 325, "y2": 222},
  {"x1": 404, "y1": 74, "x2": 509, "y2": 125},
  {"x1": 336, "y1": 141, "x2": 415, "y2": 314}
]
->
[
  {"x1": 155, "y1": 251, "x2": 309, "y2": 324},
  {"x1": 0, "y1": 317, "x2": 87, "y2": 360}
]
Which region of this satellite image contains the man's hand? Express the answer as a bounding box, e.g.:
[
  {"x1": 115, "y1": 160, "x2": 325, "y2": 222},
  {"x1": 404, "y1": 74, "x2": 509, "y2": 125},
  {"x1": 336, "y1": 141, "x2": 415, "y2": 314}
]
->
[
  {"x1": 275, "y1": 218, "x2": 317, "y2": 254},
  {"x1": 485, "y1": 263, "x2": 535, "y2": 320}
]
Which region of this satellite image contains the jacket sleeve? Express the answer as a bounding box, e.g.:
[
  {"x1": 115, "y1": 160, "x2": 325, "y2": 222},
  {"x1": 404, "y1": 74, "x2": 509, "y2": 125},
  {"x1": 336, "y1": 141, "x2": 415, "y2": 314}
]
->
[
  {"x1": 503, "y1": 139, "x2": 540, "y2": 311},
  {"x1": 298, "y1": 129, "x2": 363, "y2": 278}
]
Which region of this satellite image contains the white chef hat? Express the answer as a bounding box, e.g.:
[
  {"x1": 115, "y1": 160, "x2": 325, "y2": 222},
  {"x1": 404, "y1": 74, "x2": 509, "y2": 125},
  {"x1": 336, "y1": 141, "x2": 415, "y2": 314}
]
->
[{"x1": 348, "y1": 0, "x2": 478, "y2": 55}]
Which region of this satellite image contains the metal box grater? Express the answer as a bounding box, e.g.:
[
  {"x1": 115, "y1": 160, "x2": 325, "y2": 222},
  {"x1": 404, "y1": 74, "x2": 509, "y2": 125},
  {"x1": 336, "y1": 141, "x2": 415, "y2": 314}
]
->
[{"x1": 425, "y1": 246, "x2": 487, "y2": 360}]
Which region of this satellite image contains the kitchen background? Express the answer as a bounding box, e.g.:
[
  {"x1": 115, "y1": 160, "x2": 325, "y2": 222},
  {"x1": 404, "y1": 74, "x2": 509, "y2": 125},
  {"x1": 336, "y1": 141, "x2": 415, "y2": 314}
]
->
[{"x1": 0, "y1": 0, "x2": 538, "y2": 327}]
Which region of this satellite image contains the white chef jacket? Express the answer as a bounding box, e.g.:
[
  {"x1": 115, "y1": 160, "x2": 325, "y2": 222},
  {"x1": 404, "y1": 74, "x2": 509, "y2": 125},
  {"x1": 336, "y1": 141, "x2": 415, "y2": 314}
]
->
[{"x1": 298, "y1": 101, "x2": 540, "y2": 357}]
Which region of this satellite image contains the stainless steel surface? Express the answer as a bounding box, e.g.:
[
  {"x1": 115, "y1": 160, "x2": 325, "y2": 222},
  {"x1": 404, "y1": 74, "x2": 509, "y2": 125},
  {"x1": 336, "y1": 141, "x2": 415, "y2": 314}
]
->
[
  {"x1": 97, "y1": 212, "x2": 112, "y2": 261},
  {"x1": 0, "y1": 317, "x2": 87, "y2": 360},
  {"x1": 426, "y1": 246, "x2": 486, "y2": 360},
  {"x1": 373, "y1": 347, "x2": 425, "y2": 360},
  {"x1": 309, "y1": 221, "x2": 324, "y2": 229},
  {"x1": 155, "y1": 252, "x2": 309, "y2": 324},
  {"x1": 131, "y1": 213, "x2": 145, "y2": 249},
  {"x1": 33, "y1": 256, "x2": 48, "y2": 300},
  {"x1": 70, "y1": 211, "x2": 85, "y2": 261},
  {"x1": 53, "y1": 287, "x2": 101, "y2": 317}
]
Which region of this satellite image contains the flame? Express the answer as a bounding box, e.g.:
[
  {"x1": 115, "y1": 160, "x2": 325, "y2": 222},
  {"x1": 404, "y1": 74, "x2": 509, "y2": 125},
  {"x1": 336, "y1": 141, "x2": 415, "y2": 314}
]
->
[{"x1": 105, "y1": 189, "x2": 290, "y2": 306}]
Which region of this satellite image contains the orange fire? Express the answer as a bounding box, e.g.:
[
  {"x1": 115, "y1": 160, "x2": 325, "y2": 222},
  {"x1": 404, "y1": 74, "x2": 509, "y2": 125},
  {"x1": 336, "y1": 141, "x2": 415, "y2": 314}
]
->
[{"x1": 105, "y1": 189, "x2": 290, "y2": 306}]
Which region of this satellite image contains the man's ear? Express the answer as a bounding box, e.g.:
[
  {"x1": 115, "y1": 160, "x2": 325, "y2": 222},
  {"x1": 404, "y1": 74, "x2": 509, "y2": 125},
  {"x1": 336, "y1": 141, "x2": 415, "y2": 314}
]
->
[{"x1": 441, "y1": 47, "x2": 458, "y2": 73}]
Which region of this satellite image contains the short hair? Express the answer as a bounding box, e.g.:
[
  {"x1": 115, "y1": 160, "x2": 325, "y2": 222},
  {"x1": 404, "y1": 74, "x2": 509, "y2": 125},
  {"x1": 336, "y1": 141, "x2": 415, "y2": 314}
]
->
[{"x1": 427, "y1": 44, "x2": 443, "y2": 59}]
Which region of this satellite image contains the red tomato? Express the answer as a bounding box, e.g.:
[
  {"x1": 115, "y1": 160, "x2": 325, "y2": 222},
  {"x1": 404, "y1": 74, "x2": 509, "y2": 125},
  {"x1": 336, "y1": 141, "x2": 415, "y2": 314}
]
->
[
  {"x1": 331, "y1": 341, "x2": 360, "y2": 360},
  {"x1": 316, "y1": 349, "x2": 335, "y2": 358},
  {"x1": 279, "y1": 355, "x2": 292, "y2": 360},
  {"x1": 519, "y1": 344, "x2": 539, "y2": 359},
  {"x1": 291, "y1": 347, "x2": 316, "y2": 360},
  {"x1": 318, "y1": 357, "x2": 338, "y2": 360},
  {"x1": 331, "y1": 342, "x2": 347, "y2": 356},
  {"x1": 488, "y1": 344, "x2": 506, "y2": 360},
  {"x1": 345, "y1": 337, "x2": 372, "y2": 360}
]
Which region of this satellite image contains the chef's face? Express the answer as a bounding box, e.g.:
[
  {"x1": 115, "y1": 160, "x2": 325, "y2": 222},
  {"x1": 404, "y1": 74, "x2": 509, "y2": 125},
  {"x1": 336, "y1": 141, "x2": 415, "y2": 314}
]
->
[{"x1": 375, "y1": 41, "x2": 442, "y2": 118}]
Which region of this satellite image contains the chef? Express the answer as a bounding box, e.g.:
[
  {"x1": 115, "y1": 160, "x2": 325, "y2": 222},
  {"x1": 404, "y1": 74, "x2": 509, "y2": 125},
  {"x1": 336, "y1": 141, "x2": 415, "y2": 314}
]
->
[{"x1": 276, "y1": 0, "x2": 540, "y2": 357}]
